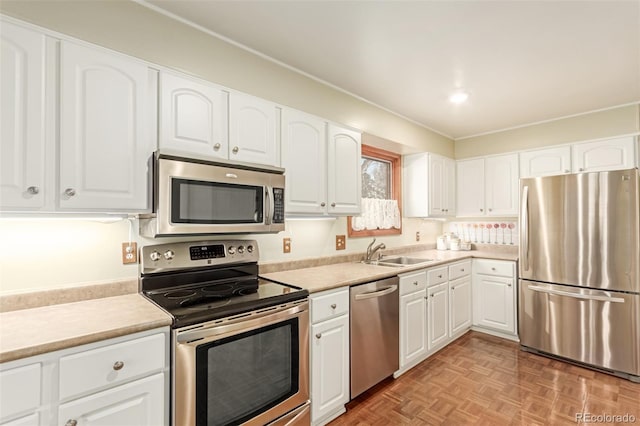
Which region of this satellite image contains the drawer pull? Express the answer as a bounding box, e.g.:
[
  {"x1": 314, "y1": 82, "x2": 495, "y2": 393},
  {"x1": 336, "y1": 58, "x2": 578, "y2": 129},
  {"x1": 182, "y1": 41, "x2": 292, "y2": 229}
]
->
[
  {"x1": 113, "y1": 361, "x2": 125, "y2": 371},
  {"x1": 413, "y1": 281, "x2": 418, "y2": 286},
  {"x1": 315, "y1": 333, "x2": 322, "y2": 339},
  {"x1": 491, "y1": 267, "x2": 496, "y2": 271},
  {"x1": 66, "y1": 420, "x2": 78, "y2": 426},
  {"x1": 330, "y1": 303, "x2": 337, "y2": 309},
  {"x1": 437, "y1": 274, "x2": 443, "y2": 278},
  {"x1": 460, "y1": 268, "x2": 465, "y2": 272}
]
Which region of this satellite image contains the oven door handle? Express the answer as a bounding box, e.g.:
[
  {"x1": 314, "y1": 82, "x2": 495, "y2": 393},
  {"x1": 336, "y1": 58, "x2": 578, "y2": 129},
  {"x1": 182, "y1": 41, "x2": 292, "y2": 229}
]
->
[{"x1": 176, "y1": 301, "x2": 308, "y2": 345}]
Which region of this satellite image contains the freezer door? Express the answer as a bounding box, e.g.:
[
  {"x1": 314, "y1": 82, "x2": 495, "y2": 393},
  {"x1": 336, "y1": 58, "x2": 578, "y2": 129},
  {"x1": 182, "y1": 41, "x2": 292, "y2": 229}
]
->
[
  {"x1": 519, "y1": 280, "x2": 640, "y2": 377},
  {"x1": 520, "y1": 168, "x2": 640, "y2": 292}
]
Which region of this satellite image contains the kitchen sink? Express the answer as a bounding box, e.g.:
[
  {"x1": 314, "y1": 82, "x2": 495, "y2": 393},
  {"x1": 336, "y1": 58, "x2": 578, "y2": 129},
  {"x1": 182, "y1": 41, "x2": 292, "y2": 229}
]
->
[{"x1": 364, "y1": 256, "x2": 435, "y2": 267}]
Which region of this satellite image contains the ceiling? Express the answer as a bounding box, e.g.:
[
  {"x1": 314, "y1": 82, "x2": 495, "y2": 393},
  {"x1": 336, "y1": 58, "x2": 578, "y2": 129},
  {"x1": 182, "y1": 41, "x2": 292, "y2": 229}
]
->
[{"x1": 143, "y1": 0, "x2": 640, "y2": 139}]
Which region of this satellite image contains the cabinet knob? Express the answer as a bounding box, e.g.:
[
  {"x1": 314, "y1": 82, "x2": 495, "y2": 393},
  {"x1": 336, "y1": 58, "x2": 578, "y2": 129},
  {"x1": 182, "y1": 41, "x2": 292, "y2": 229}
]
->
[
  {"x1": 507, "y1": 283, "x2": 512, "y2": 287},
  {"x1": 64, "y1": 188, "x2": 76, "y2": 197},
  {"x1": 331, "y1": 303, "x2": 337, "y2": 309},
  {"x1": 65, "y1": 420, "x2": 78, "y2": 426},
  {"x1": 451, "y1": 286, "x2": 455, "y2": 291},
  {"x1": 437, "y1": 274, "x2": 442, "y2": 278},
  {"x1": 431, "y1": 294, "x2": 434, "y2": 298},
  {"x1": 480, "y1": 208, "x2": 484, "y2": 212},
  {"x1": 113, "y1": 361, "x2": 124, "y2": 371},
  {"x1": 320, "y1": 202, "x2": 326, "y2": 207},
  {"x1": 488, "y1": 208, "x2": 493, "y2": 212},
  {"x1": 564, "y1": 169, "x2": 570, "y2": 173},
  {"x1": 331, "y1": 202, "x2": 336, "y2": 207},
  {"x1": 424, "y1": 296, "x2": 428, "y2": 300},
  {"x1": 232, "y1": 146, "x2": 239, "y2": 154},
  {"x1": 27, "y1": 186, "x2": 40, "y2": 195},
  {"x1": 315, "y1": 333, "x2": 322, "y2": 339},
  {"x1": 491, "y1": 267, "x2": 496, "y2": 271},
  {"x1": 461, "y1": 268, "x2": 465, "y2": 272},
  {"x1": 413, "y1": 281, "x2": 418, "y2": 286},
  {"x1": 213, "y1": 143, "x2": 221, "y2": 150}
]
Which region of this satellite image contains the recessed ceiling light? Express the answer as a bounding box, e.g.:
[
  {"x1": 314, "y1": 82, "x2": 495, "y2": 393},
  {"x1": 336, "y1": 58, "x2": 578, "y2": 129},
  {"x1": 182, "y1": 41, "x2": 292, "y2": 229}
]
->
[{"x1": 449, "y1": 91, "x2": 469, "y2": 104}]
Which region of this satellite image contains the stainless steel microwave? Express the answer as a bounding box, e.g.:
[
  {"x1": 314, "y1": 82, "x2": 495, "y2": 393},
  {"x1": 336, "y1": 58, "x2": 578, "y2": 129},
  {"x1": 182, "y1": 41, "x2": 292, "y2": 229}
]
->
[{"x1": 140, "y1": 152, "x2": 285, "y2": 237}]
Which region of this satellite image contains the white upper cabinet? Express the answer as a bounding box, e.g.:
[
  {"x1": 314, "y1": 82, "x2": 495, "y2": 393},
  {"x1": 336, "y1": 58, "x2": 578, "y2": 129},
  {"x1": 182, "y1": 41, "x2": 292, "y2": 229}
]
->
[
  {"x1": 457, "y1": 154, "x2": 518, "y2": 217},
  {"x1": 229, "y1": 92, "x2": 279, "y2": 166},
  {"x1": 485, "y1": 153, "x2": 519, "y2": 216},
  {"x1": 404, "y1": 153, "x2": 455, "y2": 217},
  {"x1": 0, "y1": 21, "x2": 46, "y2": 209},
  {"x1": 281, "y1": 109, "x2": 327, "y2": 215},
  {"x1": 159, "y1": 71, "x2": 227, "y2": 159},
  {"x1": 572, "y1": 136, "x2": 636, "y2": 173},
  {"x1": 456, "y1": 158, "x2": 485, "y2": 216},
  {"x1": 519, "y1": 146, "x2": 571, "y2": 178},
  {"x1": 327, "y1": 124, "x2": 361, "y2": 215},
  {"x1": 59, "y1": 41, "x2": 153, "y2": 211}
]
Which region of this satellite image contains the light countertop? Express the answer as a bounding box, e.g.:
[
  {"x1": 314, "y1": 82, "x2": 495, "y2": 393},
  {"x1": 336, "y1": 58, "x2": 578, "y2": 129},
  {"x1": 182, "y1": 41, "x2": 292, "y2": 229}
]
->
[
  {"x1": 261, "y1": 249, "x2": 518, "y2": 294},
  {"x1": 0, "y1": 293, "x2": 172, "y2": 363}
]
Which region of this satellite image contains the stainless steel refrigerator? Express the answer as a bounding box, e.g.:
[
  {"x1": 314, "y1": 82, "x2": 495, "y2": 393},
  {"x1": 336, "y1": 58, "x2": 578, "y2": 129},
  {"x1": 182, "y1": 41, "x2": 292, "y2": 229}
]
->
[{"x1": 519, "y1": 168, "x2": 640, "y2": 382}]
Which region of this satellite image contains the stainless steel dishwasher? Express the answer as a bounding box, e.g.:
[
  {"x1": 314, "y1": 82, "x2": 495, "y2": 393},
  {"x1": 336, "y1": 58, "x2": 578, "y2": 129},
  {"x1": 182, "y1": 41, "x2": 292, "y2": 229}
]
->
[{"x1": 350, "y1": 276, "x2": 399, "y2": 398}]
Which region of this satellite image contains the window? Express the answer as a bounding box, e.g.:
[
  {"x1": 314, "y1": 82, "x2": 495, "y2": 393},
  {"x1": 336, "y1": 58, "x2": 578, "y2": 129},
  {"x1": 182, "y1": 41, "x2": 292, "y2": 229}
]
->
[{"x1": 348, "y1": 145, "x2": 402, "y2": 237}]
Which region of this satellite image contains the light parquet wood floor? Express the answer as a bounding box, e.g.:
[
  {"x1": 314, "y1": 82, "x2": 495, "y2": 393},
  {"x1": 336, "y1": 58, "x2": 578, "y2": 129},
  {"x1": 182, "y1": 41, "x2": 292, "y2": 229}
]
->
[{"x1": 329, "y1": 331, "x2": 640, "y2": 425}]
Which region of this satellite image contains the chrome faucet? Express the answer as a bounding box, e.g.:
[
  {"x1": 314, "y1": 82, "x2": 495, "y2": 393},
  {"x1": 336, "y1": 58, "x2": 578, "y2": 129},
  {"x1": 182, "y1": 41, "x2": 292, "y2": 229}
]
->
[{"x1": 364, "y1": 238, "x2": 386, "y2": 263}]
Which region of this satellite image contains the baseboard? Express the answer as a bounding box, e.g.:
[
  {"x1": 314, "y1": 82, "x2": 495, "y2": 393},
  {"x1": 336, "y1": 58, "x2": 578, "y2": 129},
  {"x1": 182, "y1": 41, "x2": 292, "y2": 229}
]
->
[
  {"x1": 471, "y1": 326, "x2": 520, "y2": 342},
  {"x1": 312, "y1": 406, "x2": 346, "y2": 426}
]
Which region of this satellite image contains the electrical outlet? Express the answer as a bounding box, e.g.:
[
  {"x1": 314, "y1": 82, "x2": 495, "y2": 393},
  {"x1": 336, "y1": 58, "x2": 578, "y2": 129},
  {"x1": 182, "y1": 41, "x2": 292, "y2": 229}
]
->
[
  {"x1": 336, "y1": 235, "x2": 346, "y2": 250},
  {"x1": 416, "y1": 231, "x2": 421, "y2": 242},
  {"x1": 283, "y1": 238, "x2": 291, "y2": 253},
  {"x1": 121, "y1": 242, "x2": 138, "y2": 264}
]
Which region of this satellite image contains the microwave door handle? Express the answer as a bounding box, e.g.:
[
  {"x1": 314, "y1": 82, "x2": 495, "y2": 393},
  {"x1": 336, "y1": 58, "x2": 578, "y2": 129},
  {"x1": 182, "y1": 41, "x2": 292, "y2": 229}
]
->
[{"x1": 265, "y1": 186, "x2": 274, "y2": 225}]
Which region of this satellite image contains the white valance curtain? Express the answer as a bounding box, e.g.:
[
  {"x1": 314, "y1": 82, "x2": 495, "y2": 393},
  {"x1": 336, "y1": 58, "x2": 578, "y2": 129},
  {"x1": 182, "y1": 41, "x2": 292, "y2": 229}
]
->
[{"x1": 351, "y1": 198, "x2": 401, "y2": 231}]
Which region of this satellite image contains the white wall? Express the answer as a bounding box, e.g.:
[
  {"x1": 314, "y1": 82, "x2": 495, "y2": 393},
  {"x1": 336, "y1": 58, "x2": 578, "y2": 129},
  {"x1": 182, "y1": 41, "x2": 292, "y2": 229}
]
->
[{"x1": 0, "y1": 217, "x2": 441, "y2": 294}]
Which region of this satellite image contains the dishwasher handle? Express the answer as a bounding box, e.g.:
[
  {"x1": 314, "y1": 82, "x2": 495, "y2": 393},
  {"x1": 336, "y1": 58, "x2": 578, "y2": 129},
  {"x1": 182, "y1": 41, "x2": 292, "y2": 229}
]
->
[{"x1": 354, "y1": 285, "x2": 398, "y2": 301}]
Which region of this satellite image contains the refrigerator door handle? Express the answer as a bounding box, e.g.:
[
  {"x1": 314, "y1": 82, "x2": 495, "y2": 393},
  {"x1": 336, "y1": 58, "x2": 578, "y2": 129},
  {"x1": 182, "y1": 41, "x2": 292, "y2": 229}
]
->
[
  {"x1": 521, "y1": 185, "x2": 529, "y2": 271},
  {"x1": 528, "y1": 285, "x2": 625, "y2": 303}
]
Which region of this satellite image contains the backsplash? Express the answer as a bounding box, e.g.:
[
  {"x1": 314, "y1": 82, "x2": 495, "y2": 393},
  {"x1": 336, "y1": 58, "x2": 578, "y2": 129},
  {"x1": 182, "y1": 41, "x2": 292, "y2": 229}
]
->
[{"x1": 446, "y1": 221, "x2": 519, "y2": 246}]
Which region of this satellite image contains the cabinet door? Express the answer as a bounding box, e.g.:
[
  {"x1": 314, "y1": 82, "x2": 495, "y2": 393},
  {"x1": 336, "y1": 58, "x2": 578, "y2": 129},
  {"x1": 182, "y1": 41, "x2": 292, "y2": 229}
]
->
[
  {"x1": 281, "y1": 109, "x2": 327, "y2": 214},
  {"x1": 327, "y1": 124, "x2": 361, "y2": 215},
  {"x1": 443, "y1": 157, "x2": 456, "y2": 215},
  {"x1": 572, "y1": 136, "x2": 636, "y2": 173},
  {"x1": 310, "y1": 315, "x2": 349, "y2": 424},
  {"x1": 159, "y1": 71, "x2": 227, "y2": 159},
  {"x1": 58, "y1": 373, "x2": 165, "y2": 426},
  {"x1": 485, "y1": 153, "x2": 519, "y2": 216},
  {"x1": 473, "y1": 274, "x2": 515, "y2": 334},
  {"x1": 0, "y1": 413, "x2": 39, "y2": 426},
  {"x1": 400, "y1": 291, "x2": 428, "y2": 367},
  {"x1": 229, "y1": 92, "x2": 278, "y2": 166},
  {"x1": 456, "y1": 158, "x2": 484, "y2": 216},
  {"x1": 0, "y1": 21, "x2": 46, "y2": 209},
  {"x1": 427, "y1": 283, "x2": 449, "y2": 351},
  {"x1": 428, "y1": 154, "x2": 445, "y2": 216},
  {"x1": 519, "y1": 146, "x2": 571, "y2": 178},
  {"x1": 59, "y1": 41, "x2": 152, "y2": 210},
  {"x1": 402, "y1": 153, "x2": 428, "y2": 217},
  {"x1": 449, "y1": 276, "x2": 472, "y2": 336}
]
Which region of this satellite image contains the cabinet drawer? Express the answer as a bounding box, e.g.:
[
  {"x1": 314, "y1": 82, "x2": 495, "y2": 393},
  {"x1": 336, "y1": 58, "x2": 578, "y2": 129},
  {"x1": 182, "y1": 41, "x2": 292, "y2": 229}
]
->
[
  {"x1": 448, "y1": 260, "x2": 472, "y2": 281},
  {"x1": 427, "y1": 267, "x2": 448, "y2": 287},
  {"x1": 473, "y1": 259, "x2": 514, "y2": 277},
  {"x1": 59, "y1": 333, "x2": 165, "y2": 400},
  {"x1": 0, "y1": 363, "x2": 41, "y2": 420},
  {"x1": 399, "y1": 270, "x2": 427, "y2": 295},
  {"x1": 310, "y1": 288, "x2": 349, "y2": 324}
]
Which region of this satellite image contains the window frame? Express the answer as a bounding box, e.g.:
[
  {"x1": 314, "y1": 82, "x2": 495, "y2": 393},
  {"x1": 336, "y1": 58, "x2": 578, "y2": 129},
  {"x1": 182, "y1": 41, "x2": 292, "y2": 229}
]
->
[{"x1": 348, "y1": 144, "x2": 402, "y2": 237}]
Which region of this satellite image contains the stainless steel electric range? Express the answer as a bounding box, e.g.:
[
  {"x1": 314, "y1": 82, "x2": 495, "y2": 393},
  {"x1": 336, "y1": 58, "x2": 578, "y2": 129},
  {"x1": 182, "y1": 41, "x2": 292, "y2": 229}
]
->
[{"x1": 139, "y1": 240, "x2": 310, "y2": 426}]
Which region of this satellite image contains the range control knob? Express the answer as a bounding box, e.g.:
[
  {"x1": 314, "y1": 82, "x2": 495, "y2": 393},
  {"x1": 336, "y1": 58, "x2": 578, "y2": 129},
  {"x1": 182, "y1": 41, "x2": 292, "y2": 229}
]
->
[
  {"x1": 228, "y1": 246, "x2": 236, "y2": 255},
  {"x1": 246, "y1": 245, "x2": 254, "y2": 253},
  {"x1": 149, "y1": 251, "x2": 161, "y2": 262},
  {"x1": 238, "y1": 246, "x2": 245, "y2": 254},
  {"x1": 164, "y1": 250, "x2": 175, "y2": 260}
]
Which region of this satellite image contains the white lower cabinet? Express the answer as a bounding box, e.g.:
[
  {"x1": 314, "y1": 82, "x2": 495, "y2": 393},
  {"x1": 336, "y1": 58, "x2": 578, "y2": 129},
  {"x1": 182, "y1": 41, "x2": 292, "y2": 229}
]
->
[
  {"x1": 309, "y1": 288, "x2": 349, "y2": 425},
  {"x1": 58, "y1": 373, "x2": 164, "y2": 426},
  {"x1": 472, "y1": 259, "x2": 517, "y2": 338},
  {"x1": 396, "y1": 260, "x2": 472, "y2": 377},
  {"x1": 0, "y1": 328, "x2": 169, "y2": 426}
]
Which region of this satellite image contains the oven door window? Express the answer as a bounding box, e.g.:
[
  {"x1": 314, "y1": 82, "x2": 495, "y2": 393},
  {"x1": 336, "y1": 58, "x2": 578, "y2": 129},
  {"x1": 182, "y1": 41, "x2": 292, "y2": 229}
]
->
[
  {"x1": 171, "y1": 178, "x2": 264, "y2": 224},
  {"x1": 195, "y1": 319, "x2": 299, "y2": 426}
]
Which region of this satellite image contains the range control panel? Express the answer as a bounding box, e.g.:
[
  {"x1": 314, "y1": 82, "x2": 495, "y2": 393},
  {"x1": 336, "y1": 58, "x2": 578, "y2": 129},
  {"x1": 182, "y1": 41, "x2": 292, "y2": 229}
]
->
[{"x1": 141, "y1": 240, "x2": 259, "y2": 274}]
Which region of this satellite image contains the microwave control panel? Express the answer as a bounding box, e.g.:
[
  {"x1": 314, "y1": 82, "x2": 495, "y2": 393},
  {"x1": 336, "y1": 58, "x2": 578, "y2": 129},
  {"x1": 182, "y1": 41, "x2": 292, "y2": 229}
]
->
[{"x1": 273, "y1": 188, "x2": 285, "y2": 223}]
